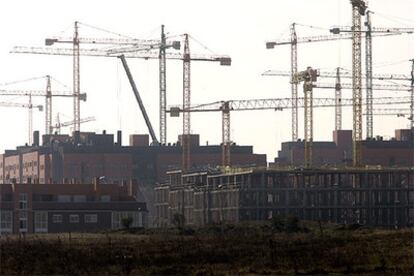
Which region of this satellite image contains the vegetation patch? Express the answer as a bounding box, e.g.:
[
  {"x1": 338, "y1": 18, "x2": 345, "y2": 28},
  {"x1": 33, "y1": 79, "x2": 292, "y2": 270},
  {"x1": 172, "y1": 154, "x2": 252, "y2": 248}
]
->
[{"x1": 0, "y1": 221, "x2": 413, "y2": 275}]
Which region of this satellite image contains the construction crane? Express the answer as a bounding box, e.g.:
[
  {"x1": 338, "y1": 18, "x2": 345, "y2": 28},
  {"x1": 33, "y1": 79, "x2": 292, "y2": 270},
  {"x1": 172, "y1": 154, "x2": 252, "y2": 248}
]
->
[
  {"x1": 90, "y1": 25, "x2": 180, "y2": 146},
  {"x1": 265, "y1": 22, "x2": 407, "y2": 142},
  {"x1": 11, "y1": 25, "x2": 230, "y2": 159},
  {"x1": 52, "y1": 114, "x2": 95, "y2": 134},
  {"x1": 263, "y1": 68, "x2": 412, "y2": 81},
  {"x1": 352, "y1": 0, "x2": 366, "y2": 167},
  {"x1": 0, "y1": 75, "x2": 87, "y2": 135},
  {"x1": 263, "y1": 68, "x2": 413, "y2": 132},
  {"x1": 0, "y1": 100, "x2": 43, "y2": 144},
  {"x1": 330, "y1": 13, "x2": 414, "y2": 139},
  {"x1": 13, "y1": 22, "x2": 178, "y2": 134},
  {"x1": 293, "y1": 67, "x2": 318, "y2": 168},
  {"x1": 179, "y1": 34, "x2": 231, "y2": 171},
  {"x1": 169, "y1": 95, "x2": 410, "y2": 167},
  {"x1": 118, "y1": 54, "x2": 159, "y2": 145},
  {"x1": 159, "y1": 25, "x2": 168, "y2": 146},
  {"x1": 27, "y1": 33, "x2": 230, "y2": 172},
  {"x1": 182, "y1": 34, "x2": 191, "y2": 171}
]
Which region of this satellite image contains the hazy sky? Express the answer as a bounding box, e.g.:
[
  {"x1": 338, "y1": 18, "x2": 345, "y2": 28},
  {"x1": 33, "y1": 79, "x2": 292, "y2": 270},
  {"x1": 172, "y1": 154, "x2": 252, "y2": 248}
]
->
[{"x1": 0, "y1": 0, "x2": 413, "y2": 161}]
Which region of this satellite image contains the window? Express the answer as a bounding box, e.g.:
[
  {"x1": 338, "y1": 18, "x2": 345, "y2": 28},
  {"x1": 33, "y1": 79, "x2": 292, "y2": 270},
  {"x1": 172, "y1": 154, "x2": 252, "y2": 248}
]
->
[
  {"x1": 52, "y1": 214, "x2": 62, "y2": 223},
  {"x1": 85, "y1": 214, "x2": 98, "y2": 223},
  {"x1": 73, "y1": 195, "x2": 86, "y2": 203},
  {"x1": 100, "y1": 195, "x2": 111, "y2": 202},
  {"x1": 267, "y1": 193, "x2": 273, "y2": 203},
  {"x1": 0, "y1": 211, "x2": 13, "y2": 233},
  {"x1": 19, "y1": 211, "x2": 28, "y2": 232},
  {"x1": 2, "y1": 193, "x2": 13, "y2": 201},
  {"x1": 57, "y1": 195, "x2": 71, "y2": 202},
  {"x1": 69, "y1": 214, "x2": 79, "y2": 223},
  {"x1": 19, "y1": 193, "x2": 28, "y2": 209},
  {"x1": 34, "y1": 212, "x2": 48, "y2": 233}
]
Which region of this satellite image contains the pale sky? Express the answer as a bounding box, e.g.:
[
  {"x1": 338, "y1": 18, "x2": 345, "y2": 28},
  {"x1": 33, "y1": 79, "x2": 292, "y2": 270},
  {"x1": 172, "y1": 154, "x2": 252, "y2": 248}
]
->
[{"x1": 0, "y1": 0, "x2": 413, "y2": 161}]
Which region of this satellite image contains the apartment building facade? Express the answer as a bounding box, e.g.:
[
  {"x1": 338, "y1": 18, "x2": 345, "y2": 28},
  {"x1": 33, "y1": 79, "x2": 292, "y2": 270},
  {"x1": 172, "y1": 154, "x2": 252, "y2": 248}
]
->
[{"x1": 0, "y1": 180, "x2": 147, "y2": 234}]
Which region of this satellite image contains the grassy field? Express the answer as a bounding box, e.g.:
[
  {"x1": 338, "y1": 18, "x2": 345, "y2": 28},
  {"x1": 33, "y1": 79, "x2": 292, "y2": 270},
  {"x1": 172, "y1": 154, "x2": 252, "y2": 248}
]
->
[{"x1": 0, "y1": 222, "x2": 413, "y2": 275}]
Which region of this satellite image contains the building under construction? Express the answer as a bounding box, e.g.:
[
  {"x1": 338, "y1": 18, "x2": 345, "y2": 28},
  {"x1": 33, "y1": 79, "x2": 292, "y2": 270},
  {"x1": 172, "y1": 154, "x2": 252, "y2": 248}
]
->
[{"x1": 155, "y1": 166, "x2": 414, "y2": 228}]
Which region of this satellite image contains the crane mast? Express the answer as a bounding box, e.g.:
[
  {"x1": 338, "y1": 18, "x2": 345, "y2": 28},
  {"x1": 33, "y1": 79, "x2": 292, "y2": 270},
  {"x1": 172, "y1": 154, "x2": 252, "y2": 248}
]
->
[
  {"x1": 351, "y1": 0, "x2": 366, "y2": 167},
  {"x1": 222, "y1": 102, "x2": 231, "y2": 167},
  {"x1": 73, "y1": 21, "x2": 81, "y2": 132},
  {"x1": 411, "y1": 59, "x2": 414, "y2": 129},
  {"x1": 365, "y1": 10, "x2": 373, "y2": 139},
  {"x1": 303, "y1": 69, "x2": 314, "y2": 168},
  {"x1": 335, "y1": 67, "x2": 342, "y2": 131},
  {"x1": 294, "y1": 67, "x2": 318, "y2": 168},
  {"x1": 182, "y1": 34, "x2": 191, "y2": 171},
  {"x1": 45, "y1": 75, "x2": 52, "y2": 135},
  {"x1": 28, "y1": 94, "x2": 33, "y2": 144},
  {"x1": 291, "y1": 23, "x2": 299, "y2": 142},
  {"x1": 159, "y1": 25, "x2": 167, "y2": 145}
]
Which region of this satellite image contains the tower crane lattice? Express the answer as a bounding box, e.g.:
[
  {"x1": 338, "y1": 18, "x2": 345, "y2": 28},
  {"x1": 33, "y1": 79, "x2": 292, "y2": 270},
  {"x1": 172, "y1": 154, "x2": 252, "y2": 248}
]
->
[{"x1": 169, "y1": 95, "x2": 410, "y2": 167}]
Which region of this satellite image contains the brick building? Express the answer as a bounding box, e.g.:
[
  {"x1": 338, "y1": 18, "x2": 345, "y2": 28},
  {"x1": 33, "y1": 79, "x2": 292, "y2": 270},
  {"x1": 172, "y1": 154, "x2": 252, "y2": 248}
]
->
[
  {"x1": 0, "y1": 131, "x2": 266, "y2": 185},
  {"x1": 273, "y1": 128, "x2": 413, "y2": 167},
  {"x1": 0, "y1": 131, "x2": 266, "y2": 226},
  {"x1": 0, "y1": 179, "x2": 147, "y2": 234}
]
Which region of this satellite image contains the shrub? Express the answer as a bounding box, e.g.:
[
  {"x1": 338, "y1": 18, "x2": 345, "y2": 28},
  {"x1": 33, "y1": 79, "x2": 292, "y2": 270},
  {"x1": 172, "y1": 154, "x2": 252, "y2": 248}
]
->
[
  {"x1": 270, "y1": 214, "x2": 301, "y2": 233},
  {"x1": 172, "y1": 213, "x2": 186, "y2": 230},
  {"x1": 285, "y1": 215, "x2": 300, "y2": 233},
  {"x1": 271, "y1": 215, "x2": 285, "y2": 232},
  {"x1": 121, "y1": 217, "x2": 133, "y2": 229}
]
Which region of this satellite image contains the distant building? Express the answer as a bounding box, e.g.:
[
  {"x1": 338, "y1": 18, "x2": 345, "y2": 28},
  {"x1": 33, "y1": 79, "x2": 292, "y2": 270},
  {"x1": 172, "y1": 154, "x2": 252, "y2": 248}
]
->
[
  {"x1": 0, "y1": 179, "x2": 147, "y2": 234},
  {"x1": 0, "y1": 131, "x2": 266, "y2": 185},
  {"x1": 0, "y1": 130, "x2": 266, "y2": 226},
  {"x1": 272, "y1": 128, "x2": 414, "y2": 167},
  {"x1": 155, "y1": 167, "x2": 414, "y2": 228}
]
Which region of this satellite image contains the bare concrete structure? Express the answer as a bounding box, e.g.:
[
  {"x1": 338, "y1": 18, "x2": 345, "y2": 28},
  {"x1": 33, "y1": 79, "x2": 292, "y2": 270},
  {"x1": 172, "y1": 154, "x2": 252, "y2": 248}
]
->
[{"x1": 155, "y1": 167, "x2": 414, "y2": 228}]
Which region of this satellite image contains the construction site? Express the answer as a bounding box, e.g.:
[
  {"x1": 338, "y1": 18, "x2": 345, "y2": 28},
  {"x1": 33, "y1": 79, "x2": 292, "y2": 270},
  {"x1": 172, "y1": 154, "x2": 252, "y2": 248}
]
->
[{"x1": 0, "y1": 0, "x2": 413, "y2": 233}]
